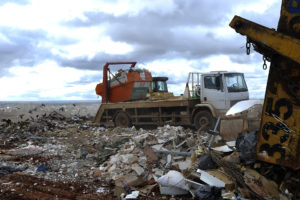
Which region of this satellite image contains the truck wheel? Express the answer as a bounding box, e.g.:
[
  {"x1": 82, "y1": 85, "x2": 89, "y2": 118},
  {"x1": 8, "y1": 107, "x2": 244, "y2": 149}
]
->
[
  {"x1": 115, "y1": 112, "x2": 131, "y2": 128},
  {"x1": 194, "y1": 110, "x2": 214, "y2": 131}
]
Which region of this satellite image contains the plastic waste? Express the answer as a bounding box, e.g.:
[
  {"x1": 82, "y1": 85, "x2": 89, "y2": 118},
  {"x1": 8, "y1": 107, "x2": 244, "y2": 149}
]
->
[
  {"x1": 37, "y1": 164, "x2": 50, "y2": 172},
  {"x1": 80, "y1": 152, "x2": 88, "y2": 159},
  {"x1": 121, "y1": 180, "x2": 132, "y2": 194},
  {"x1": 226, "y1": 99, "x2": 263, "y2": 116},
  {"x1": 0, "y1": 165, "x2": 28, "y2": 175},
  {"x1": 156, "y1": 170, "x2": 190, "y2": 191},
  {"x1": 125, "y1": 190, "x2": 139, "y2": 199},
  {"x1": 194, "y1": 185, "x2": 223, "y2": 200},
  {"x1": 197, "y1": 154, "x2": 217, "y2": 170},
  {"x1": 236, "y1": 131, "x2": 257, "y2": 165}
]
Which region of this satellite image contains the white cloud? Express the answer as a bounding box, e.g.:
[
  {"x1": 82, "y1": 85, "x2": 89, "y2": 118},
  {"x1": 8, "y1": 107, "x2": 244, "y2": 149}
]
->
[
  {"x1": 0, "y1": 32, "x2": 11, "y2": 43},
  {"x1": 0, "y1": 60, "x2": 98, "y2": 100},
  {"x1": 52, "y1": 29, "x2": 133, "y2": 59},
  {"x1": 0, "y1": 0, "x2": 104, "y2": 29},
  {"x1": 168, "y1": 82, "x2": 186, "y2": 96},
  {"x1": 0, "y1": 2, "x2": 134, "y2": 60},
  {"x1": 202, "y1": 55, "x2": 256, "y2": 73},
  {"x1": 94, "y1": 0, "x2": 176, "y2": 16},
  {"x1": 233, "y1": 0, "x2": 279, "y2": 14},
  {"x1": 142, "y1": 59, "x2": 196, "y2": 75}
]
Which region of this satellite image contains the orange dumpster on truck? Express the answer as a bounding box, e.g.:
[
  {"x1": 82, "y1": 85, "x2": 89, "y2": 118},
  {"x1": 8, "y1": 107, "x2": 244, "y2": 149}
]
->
[{"x1": 96, "y1": 62, "x2": 152, "y2": 103}]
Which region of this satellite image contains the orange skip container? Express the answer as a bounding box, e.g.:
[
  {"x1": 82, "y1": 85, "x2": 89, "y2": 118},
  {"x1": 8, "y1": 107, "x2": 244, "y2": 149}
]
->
[{"x1": 96, "y1": 62, "x2": 152, "y2": 103}]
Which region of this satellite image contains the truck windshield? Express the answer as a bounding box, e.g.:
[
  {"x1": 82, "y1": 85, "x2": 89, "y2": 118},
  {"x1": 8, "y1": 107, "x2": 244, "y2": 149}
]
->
[
  {"x1": 225, "y1": 73, "x2": 248, "y2": 92},
  {"x1": 152, "y1": 81, "x2": 168, "y2": 92}
]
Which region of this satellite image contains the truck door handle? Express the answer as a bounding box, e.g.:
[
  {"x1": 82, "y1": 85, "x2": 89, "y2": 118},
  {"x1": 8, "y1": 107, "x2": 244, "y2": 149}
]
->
[{"x1": 204, "y1": 97, "x2": 207, "y2": 101}]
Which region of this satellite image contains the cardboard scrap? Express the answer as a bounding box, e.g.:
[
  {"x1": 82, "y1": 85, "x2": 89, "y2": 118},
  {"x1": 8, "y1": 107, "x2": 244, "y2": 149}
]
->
[{"x1": 244, "y1": 168, "x2": 280, "y2": 200}]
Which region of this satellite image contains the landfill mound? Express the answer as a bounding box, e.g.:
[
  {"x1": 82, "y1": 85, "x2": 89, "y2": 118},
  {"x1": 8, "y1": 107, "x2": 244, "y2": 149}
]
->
[{"x1": 0, "y1": 103, "x2": 299, "y2": 200}]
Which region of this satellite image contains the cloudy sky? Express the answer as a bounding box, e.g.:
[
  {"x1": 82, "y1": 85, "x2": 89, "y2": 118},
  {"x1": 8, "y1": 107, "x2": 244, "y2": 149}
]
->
[{"x1": 0, "y1": 0, "x2": 281, "y2": 101}]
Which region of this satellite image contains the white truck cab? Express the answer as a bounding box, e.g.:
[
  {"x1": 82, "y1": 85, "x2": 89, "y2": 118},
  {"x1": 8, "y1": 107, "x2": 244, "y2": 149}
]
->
[{"x1": 185, "y1": 71, "x2": 249, "y2": 122}]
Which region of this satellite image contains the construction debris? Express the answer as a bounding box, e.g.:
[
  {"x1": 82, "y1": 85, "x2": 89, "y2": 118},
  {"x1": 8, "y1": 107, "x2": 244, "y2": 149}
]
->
[
  {"x1": 236, "y1": 131, "x2": 258, "y2": 165},
  {"x1": 197, "y1": 169, "x2": 226, "y2": 188},
  {"x1": 0, "y1": 102, "x2": 299, "y2": 199},
  {"x1": 197, "y1": 154, "x2": 217, "y2": 170},
  {"x1": 194, "y1": 185, "x2": 223, "y2": 200}
]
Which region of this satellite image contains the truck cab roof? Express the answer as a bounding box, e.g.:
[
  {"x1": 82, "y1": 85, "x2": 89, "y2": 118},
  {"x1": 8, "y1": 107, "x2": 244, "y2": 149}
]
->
[{"x1": 200, "y1": 71, "x2": 244, "y2": 75}]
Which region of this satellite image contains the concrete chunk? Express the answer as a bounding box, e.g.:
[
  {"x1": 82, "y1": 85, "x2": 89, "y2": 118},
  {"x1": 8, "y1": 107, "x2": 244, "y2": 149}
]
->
[
  {"x1": 131, "y1": 163, "x2": 144, "y2": 176},
  {"x1": 120, "y1": 154, "x2": 138, "y2": 164}
]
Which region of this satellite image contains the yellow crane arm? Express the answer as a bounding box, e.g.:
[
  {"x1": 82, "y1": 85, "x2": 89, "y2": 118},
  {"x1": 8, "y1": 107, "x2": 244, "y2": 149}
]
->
[{"x1": 230, "y1": 15, "x2": 300, "y2": 65}]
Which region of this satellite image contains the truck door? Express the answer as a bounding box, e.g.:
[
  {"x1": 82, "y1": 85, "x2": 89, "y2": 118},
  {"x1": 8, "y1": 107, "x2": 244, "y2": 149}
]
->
[{"x1": 201, "y1": 74, "x2": 226, "y2": 111}]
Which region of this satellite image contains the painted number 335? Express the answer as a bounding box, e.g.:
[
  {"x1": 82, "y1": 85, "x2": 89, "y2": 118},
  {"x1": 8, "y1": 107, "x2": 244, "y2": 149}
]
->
[{"x1": 259, "y1": 98, "x2": 293, "y2": 160}]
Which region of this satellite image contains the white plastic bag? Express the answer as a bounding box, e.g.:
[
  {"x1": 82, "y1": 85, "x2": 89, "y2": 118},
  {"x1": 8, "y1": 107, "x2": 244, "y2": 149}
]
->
[{"x1": 156, "y1": 170, "x2": 189, "y2": 191}]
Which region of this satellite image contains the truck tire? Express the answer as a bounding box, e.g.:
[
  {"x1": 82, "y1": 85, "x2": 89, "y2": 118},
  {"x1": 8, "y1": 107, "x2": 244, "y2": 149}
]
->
[
  {"x1": 194, "y1": 110, "x2": 214, "y2": 131},
  {"x1": 114, "y1": 111, "x2": 131, "y2": 128}
]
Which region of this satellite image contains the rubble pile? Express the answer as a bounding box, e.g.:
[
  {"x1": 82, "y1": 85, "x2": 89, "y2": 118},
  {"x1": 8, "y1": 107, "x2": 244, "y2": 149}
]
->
[{"x1": 0, "y1": 104, "x2": 299, "y2": 199}]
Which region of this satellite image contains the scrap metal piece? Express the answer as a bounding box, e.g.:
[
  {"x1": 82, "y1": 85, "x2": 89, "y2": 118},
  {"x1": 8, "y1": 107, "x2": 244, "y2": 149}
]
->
[
  {"x1": 153, "y1": 149, "x2": 192, "y2": 156},
  {"x1": 208, "y1": 116, "x2": 221, "y2": 148}
]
